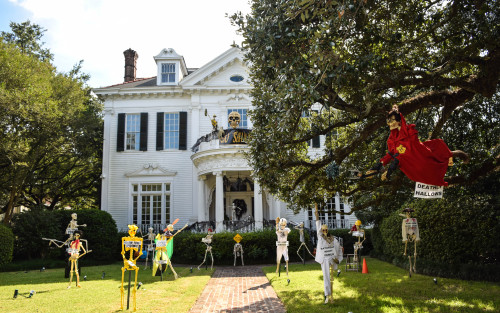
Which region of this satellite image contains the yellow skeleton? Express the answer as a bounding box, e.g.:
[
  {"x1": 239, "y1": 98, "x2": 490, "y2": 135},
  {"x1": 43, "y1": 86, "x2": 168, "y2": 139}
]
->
[
  {"x1": 120, "y1": 225, "x2": 143, "y2": 312},
  {"x1": 153, "y1": 222, "x2": 188, "y2": 280}
]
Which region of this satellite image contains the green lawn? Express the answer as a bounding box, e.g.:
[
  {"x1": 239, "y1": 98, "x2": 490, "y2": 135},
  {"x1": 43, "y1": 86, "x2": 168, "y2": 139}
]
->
[
  {"x1": 264, "y1": 257, "x2": 500, "y2": 313},
  {"x1": 0, "y1": 262, "x2": 213, "y2": 313}
]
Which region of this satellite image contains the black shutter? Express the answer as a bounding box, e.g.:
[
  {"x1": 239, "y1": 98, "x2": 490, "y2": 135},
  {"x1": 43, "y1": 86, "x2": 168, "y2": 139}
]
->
[
  {"x1": 156, "y1": 112, "x2": 164, "y2": 151},
  {"x1": 140, "y1": 112, "x2": 148, "y2": 151},
  {"x1": 312, "y1": 110, "x2": 320, "y2": 147},
  {"x1": 179, "y1": 111, "x2": 187, "y2": 150},
  {"x1": 117, "y1": 113, "x2": 125, "y2": 152}
]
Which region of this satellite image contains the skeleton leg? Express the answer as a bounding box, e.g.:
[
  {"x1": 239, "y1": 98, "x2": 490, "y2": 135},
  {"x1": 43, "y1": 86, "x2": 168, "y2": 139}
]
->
[
  {"x1": 297, "y1": 243, "x2": 305, "y2": 263},
  {"x1": 404, "y1": 241, "x2": 408, "y2": 256},
  {"x1": 321, "y1": 261, "x2": 331, "y2": 303},
  {"x1": 329, "y1": 263, "x2": 334, "y2": 303},
  {"x1": 209, "y1": 250, "x2": 214, "y2": 270},
  {"x1": 75, "y1": 259, "x2": 81, "y2": 287},
  {"x1": 68, "y1": 258, "x2": 74, "y2": 288},
  {"x1": 120, "y1": 267, "x2": 125, "y2": 310},
  {"x1": 413, "y1": 241, "x2": 418, "y2": 273},
  {"x1": 166, "y1": 255, "x2": 178, "y2": 280},
  {"x1": 198, "y1": 249, "x2": 208, "y2": 270},
  {"x1": 132, "y1": 268, "x2": 139, "y2": 312}
]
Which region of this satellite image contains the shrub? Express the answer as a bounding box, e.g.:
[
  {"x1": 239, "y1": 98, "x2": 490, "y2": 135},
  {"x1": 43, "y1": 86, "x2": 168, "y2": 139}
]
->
[
  {"x1": 11, "y1": 208, "x2": 119, "y2": 263},
  {"x1": 173, "y1": 228, "x2": 314, "y2": 265},
  {"x1": 371, "y1": 195, "x2": 500, "y2": 282},
  {"x1": 0, "y1": 223, "x2": 14, "y2": 267}
]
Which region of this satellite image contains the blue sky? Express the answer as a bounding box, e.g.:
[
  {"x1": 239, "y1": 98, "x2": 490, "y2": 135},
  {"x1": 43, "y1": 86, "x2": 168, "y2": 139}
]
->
[{"x1": 0, "y1": 0, "x2": 250, "y2": 88}]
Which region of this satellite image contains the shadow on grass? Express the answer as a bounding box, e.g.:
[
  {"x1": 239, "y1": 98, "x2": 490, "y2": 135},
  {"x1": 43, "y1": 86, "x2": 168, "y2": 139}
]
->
[{"x1": 265, "y1": 258, "x2": 499, "y2": 313}]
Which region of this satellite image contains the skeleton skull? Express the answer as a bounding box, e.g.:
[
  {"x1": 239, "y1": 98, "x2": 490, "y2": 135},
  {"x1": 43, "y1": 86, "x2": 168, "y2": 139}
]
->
[
  {"x1": 228, "y1": 111, "x2": 241, "y2": 128},
  {"x1": 279, "y1": 218, "x2": 287, "y2": 229}
]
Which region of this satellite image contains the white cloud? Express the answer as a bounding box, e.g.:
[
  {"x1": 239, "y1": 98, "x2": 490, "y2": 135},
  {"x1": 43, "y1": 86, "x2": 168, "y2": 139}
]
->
[{"x1": 9, "y1": 0, "x2": 250, "y2": 87}]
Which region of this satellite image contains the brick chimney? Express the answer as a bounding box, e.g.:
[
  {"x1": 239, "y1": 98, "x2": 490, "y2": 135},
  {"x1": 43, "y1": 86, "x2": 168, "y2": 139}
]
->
[{"x1": 123, "y1": 48, "x2": 138, "y2": 82}]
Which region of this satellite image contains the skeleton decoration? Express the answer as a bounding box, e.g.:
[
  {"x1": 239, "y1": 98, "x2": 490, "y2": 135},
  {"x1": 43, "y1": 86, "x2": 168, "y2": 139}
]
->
[
  {"x1": 67, "y1": 230, "x2": 87, "y2": 288},
  {"x1": 228, "y1": 111, "x2": 241, "y2": 128},
  {"x1": 120, "y1": 225, "x2": 143, "y2": 312},
  {"x1": 233, "y1": 233, "x2": 244, "y2": 266},
  {"x1": 350, "y1": 220, "x2": 366, "y2": 265},
  {"x1": 359, "y1": 105, "x2": 469, "y2": 186},
  {"x1": 295, "y1": 222, "x2": 315, "y2": 264},
  {"x1": 142, "y1": 228, "x2": 156, "y2": 270},
  {"x1": 204, "y1": 108, "x2": 224, "y2": 138},
  {"x1": 401, "y1": 208, "x2": 420, "y2": 277},
  {"x1": 152, "y1": 220, "x2": 188, "y2": 280},
  {"x1": 43, "y1": 213, "x2": 89, "y2": 251},
  {"x1": 314, "y1": 204, "x2": 343, "y2": 304},
  {"x1": 275, "y1": 217, "x2": 291, "y2": 276},
  {"x1": 198, "y1": 228, "x2": 215, "y2": 270}
]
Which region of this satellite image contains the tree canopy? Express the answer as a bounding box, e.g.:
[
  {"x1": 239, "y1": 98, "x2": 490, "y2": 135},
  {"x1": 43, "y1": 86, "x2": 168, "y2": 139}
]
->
[
  {"x1": 0, "y1": 22, "x2": 103, "y2": 224},
  {"x1": 231, "y1": 0, "x2": 500, "y2": 213}
]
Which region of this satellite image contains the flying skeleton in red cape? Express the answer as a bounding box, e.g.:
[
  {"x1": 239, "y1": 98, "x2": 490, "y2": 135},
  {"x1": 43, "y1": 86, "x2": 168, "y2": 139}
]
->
[{"x1": 360, "y1": 105, "x2": 469, "y2": 186}]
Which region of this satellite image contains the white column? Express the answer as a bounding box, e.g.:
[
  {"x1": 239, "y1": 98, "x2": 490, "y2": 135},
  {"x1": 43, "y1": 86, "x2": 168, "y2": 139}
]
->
[
  {"x1": 215, "y1": 171, "x2": 224, "y2": 231},
  {"x1": 101, "y1": 108, "x2": 113, "y2": 214},
  {"x1": 197, "y1": 175, "x2": 207, "y2": 222},
  {"x1": 254, "y1": 179, "x2": 263, "y2": 229}
]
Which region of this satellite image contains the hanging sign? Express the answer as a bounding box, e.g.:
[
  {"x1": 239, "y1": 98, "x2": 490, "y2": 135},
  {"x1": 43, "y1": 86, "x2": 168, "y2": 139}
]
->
[
  {"x1": 414, "y1": 182, "x2": 443, "y2": 199},
  {"x1": 220, "y1": 129, "x2": 251, "y2": 145}
]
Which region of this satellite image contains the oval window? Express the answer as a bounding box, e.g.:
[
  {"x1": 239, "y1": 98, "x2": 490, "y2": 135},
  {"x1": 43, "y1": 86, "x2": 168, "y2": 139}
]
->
[{"x1": 230, "y1": 75, "x2": 244, "y2": 82}]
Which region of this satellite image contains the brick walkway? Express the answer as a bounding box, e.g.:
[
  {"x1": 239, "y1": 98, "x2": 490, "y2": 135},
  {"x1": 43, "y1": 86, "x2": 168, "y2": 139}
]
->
[{"x1": 189, "y1": 266, "x2": 286, "y2": 313}]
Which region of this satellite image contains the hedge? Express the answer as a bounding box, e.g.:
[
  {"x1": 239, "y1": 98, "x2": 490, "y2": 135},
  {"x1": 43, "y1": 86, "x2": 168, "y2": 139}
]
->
[
  {"x1": 171, "y1": 228, "x2": 314, "y2": 265},
  {"x1": 11, "y1": 208, "x2": 120, "y2": 263},
  {"x1": 0, "y1": 223, "x2": 14, "y2": 267},
  {"x1": 371, "y1": 195, "x2": 500, "y2": 282}
]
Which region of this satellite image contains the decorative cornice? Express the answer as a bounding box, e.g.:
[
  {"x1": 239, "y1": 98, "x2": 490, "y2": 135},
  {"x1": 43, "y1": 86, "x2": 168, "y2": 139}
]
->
[{"x1": 125, "y1": 163, "x2": 177, "y2": 177}]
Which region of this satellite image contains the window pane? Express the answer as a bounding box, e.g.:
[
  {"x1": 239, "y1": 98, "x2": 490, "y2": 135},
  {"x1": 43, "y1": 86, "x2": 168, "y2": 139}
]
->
[
  {"x1": 161, "y1": 63, "x2": 176, "y2": 83},
  {"x1": 227, "y1": 109, "x2": 248, "y2": 129},
  {"x1": 142, "y1": 196, "x2": 150, "y2": 225},
  {"x1": 133, "y1": 196, "x2": 138, "y2": 225},
  {"x1": 165, "y1": 195, "x2": 170, "y2": 223},
  {"x1": 153, "y1": 195, "x2": 161, "y2": 224},
  {"x1": 165, "y1": 183, "x2": 170, "y2": 191},
  {"x1": 126, "y1": 114, "x2": 140, "y2": 150},
  {"x1": 164, "y1": 113, "x2": 179, "y2": 149},
  {"x1": 133, "y1": 184, "x2": 138, "y2": 192}
]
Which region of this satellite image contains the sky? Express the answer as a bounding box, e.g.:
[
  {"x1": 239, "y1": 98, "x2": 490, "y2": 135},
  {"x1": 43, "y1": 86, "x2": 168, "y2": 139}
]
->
[{"x1": 0, "y1": 0, "x2": 251, "y2": 88}]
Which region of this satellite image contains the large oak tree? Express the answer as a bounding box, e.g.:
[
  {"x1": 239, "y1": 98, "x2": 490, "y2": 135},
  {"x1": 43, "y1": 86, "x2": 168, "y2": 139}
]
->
[
  {"x1": 0, "y1": 22, "x2": 103, "y2": 224},
  {"x1": 231, "y1": 0, "x2": 500, "y2": 213}
]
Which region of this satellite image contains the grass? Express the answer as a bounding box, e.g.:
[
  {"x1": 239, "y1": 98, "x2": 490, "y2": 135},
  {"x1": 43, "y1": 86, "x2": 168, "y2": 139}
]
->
[
  {"x1": 264, "y1": 257, "x2": 500, "y2": 313},
  {"x1": 0, "y1": 261, "x2": 214, "y2": 313}
]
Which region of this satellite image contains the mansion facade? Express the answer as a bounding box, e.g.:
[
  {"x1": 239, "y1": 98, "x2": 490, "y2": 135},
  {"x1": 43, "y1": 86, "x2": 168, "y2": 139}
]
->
[{"x1": 93, "y1": 47, "x2": 356, "y2": 233}]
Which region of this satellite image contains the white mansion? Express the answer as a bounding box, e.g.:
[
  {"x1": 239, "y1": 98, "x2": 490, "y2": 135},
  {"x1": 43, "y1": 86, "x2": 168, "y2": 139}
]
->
[{"x1": 93, "y1": 46, "x2": 356, "y2": 233}]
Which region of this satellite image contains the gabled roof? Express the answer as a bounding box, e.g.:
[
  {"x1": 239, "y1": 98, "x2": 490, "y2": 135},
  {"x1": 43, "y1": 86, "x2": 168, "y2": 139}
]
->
[{"x1": 180, "y1": 47, "x2": 247, "y2": 87}]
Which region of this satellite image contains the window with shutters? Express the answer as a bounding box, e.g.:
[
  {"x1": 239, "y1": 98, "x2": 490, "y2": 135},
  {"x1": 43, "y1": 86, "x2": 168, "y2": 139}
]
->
[
  {"x1": 156, "y1": 112, "x2": 187, "y2": 151},
  {"x1": 126, "y1": 114, "x2": 140, "y2": 150},
  {"x1": 164, "y1": 113, "x2": 179, "y2": 149}
]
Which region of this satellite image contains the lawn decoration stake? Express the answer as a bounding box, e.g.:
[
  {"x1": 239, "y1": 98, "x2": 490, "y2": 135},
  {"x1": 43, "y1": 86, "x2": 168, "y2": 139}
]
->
[
  {"x1": 295, "y1": 222, "x2": 315, "y2": 264},
  {"x1": 349, "y1": 220, "x2": 366, "y2": 266},
  {"x1": 359, "y1": 105, "x2": 469, "y2": 188},
  {"x1": 142, "y1": 227, "x2": 156, "y2": 270},
  {"x1": 67, "y1": 230, "x2": 87, "y2": 288},
  {"x1": 233, "y1": 234, "x2": 244, "y2": 266},
  {"x1": 401, "y1": 208, "x2": 420, "y2": 277},
  {"x1": 198, "y1": 228, "x2": 215, "y2": 270},
  {"x1": 314, "y1": 204, "x2": 343, "y2": 304},
  {"x1": 120, "y1": 225, "x2": 143, "y2": 312},
  {"x1": 275, "y1": 217, "x2": 291, "y2": 277},
  {"x1": 152, "y1": 219, "x2": 188, "y2": 280}
]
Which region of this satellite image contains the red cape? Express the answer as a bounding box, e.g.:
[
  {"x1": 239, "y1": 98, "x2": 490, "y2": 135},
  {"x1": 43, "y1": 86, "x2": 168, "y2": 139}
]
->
[{"x1": 380, "y1": 113, "x2": 452, "y2": 186}]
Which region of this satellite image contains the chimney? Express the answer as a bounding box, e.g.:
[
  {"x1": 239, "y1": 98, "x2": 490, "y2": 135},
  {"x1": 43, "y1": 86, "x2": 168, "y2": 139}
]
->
[{"x1": 123, "y1": 48, "x2": 138, "y2": 83}]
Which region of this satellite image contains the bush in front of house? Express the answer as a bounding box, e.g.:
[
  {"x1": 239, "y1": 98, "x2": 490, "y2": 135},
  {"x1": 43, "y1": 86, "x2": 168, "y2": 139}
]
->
[
  {"x1": 11, "y1": 208, "x2": 119, "y2": 263},
  {"x1": 0, "y1": 223, "x2": 14, "y2": 267},
  {"x1": 173, "y1": 228, "x2": 314, "y2": 265}
]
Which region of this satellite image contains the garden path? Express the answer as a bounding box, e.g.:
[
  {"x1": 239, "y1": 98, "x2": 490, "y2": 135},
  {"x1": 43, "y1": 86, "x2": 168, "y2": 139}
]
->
[{"x1": 189, "y1": 265, "x2": 286, "y2": 313}]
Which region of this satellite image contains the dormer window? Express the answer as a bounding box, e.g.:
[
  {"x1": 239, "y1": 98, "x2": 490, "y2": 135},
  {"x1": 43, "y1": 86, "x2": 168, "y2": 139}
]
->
[{"x1": 161, "y1": 63, "x2": 176, "y2": 83}]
